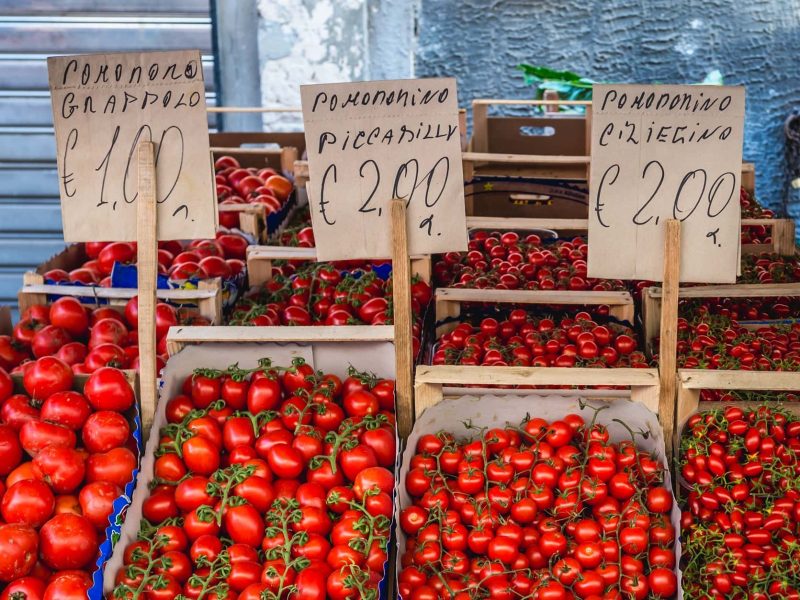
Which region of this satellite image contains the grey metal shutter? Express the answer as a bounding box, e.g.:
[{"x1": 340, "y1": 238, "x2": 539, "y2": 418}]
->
[{"x1": 0, "y1": 0, "x2": 215, "y2": 310}]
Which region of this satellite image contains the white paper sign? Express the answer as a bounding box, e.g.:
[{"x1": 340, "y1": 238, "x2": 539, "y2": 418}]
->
[
  {"x1": 301, "y1": 78, "x2": 468, "y2": 261},
  {"x1": 48, "y1": 50, "x2": 217, "y2": 242},
  {"x1": 588, "y1": 84, "x2": 745, "y2": 283}
]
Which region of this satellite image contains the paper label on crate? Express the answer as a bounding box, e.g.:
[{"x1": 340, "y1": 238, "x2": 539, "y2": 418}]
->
[
  {"x1": 48, "y1": 50, "x2": 217, "y2": 242},
  {"x1": 300, "y1": 78, "x2": 468, "y2": 261},
  {"x1": 588, "y1": 84, "x2": 745, "y2": 283}
]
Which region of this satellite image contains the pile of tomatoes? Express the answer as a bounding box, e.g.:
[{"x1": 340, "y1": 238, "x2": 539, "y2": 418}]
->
[
  {"x1": 113, "y1": 359, "x2": 396, "y2": 600},
  {"x1": 215, "y1": 155, "x2": 294, "y2": 228},
  {"x1": 432, "y1": 232, "x2": 626, "y2": 292},
  {"x1": 0, "y1": 360, "x2": 137, "y2": 598},
  {"x1": 671, "y1": 315, "x2": 800, "y2": 371},
  {"x1": 433, "y1": 311, "x2": 649, "y2": 368},
  {"x1": 43, "y1": 233, "x2": 250, "y2": 287},
  {"x1": 681, "y1": 405, "x2": 800, "y2": 598},
  {"x1": 274, "y1": 206, "x2": 315, "y2": 248},
  {"x1": 740, "y1": 188, "x2": 777, "y2": 247},
  {"x1": 398, "y1": 411, "x2": 678, "y2": 599},
  {"x1": 739, "y1": 253, "x2": 800, "y2": 285},
  {"x1": 6, "y1": 296, "x2": 209, "y2": 376},
  {"x1": 229, "y1": 264, "x2": 431, "y2": 357},
  {"x1": 680, "y1": 297, "x2": 800, "y2": 322}
]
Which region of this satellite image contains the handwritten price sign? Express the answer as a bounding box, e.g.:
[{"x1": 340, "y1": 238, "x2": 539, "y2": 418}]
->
[
  {"x1": 300, "y1": 78, "x2": 468, "y2": 261},
  {"x1": 588, "y1": 84, "x2": 745, "y2": 283},
  {"x1": 48, "y1": 49, "x2": 217, "y2": 242}
]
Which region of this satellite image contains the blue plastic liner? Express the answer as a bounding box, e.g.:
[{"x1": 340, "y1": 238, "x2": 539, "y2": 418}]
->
[{"x1": 88, "y1": 400, "x2": 143, "y2": 599}]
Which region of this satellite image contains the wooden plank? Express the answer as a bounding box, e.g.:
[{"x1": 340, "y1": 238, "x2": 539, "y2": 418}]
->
[
  {"x1": 466, "y1": 216, "x2": 588, "y2": 231},
  {"x1": 679, "y1": 369, "x2": 800, "y2": 390},
  {"x1": 416, "y1": 365, "x2": 659, "y2": 387},
  {"x1": 391, "y1": 199, "x2": 414, "y2": 439},
  {"x1": 414, "y1": 381, "x2": 443, "y2": 420},
  {"x1": 473, "y1": 99, "x2": 592, "y2": 107},
  {"x1": 20, "y1": 282, "x2": 218, "y2": 301},
  {"x1": 658, "y1": 220, "x2": 681, "y2": 455},
  {"x1": 165, "y1": 325, "x2": 395, "y2": 356},
  {"x1": 436, "y1": 287, "x2": 631, "y2": 305},
  {"x1": 471, "y1": 101, "x2": 489, "y2": 153},
  {"x1": 649, "y1": 283, "x2": 800, "y2": 299},
  {"x1": 136, "y1": 141, "x2": 157, "y2": 433},
  {"x1": 462, "y1": 152, "x2": 590, "y2": 165}
]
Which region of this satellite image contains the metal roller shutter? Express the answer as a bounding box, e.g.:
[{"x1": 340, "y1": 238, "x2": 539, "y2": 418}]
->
[{"x1": 0, "y1": 0, "x2": 215, "y2": 310}]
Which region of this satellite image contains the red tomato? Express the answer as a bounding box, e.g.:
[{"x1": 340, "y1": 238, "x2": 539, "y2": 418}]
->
[
  {"x1": 31, "y1": 326, "x2": 72, "y2": 359},
  {"x1": 0, "y1": 576, "x2": 46, "y2": 599},
  {"x1": 79, "y1": 480, "x2": 121, "y2": 530},
  {"x1": 83, "y1": 367, "x2": 134, "y2": 411},
  {"x1": 38, "y1": 513, "x2": 97, "y2": 570},
  {"x1": 33, "y1": 446, "x2": 86, "y2": 494},
  {"x1": 85, "y1": 446, "x2": 136, "y2": 488},
  {"x1": 0, "y1": 424, "x2": 22, "y2": 475},
  {"x1": 23, "y1": 357, "x2": 73, "y2": 399},
  {"x1": 0, "y1": 524, "x2": 38, "y2": 582},
  {"x1": 48, "y1": 298, "x2": 89, "y2": 337},
  {"x1": 81, "y1": 410, "x2": 130, "y2": 453},
  {"x1": 39, "y1": 391, "x2": 91, "y2": 430}
]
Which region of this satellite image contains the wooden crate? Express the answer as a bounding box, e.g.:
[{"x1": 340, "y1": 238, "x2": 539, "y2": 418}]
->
[
  {"x1": 741, "y1": 218, "x2": 796, "y2": 255},
  {"x1": 19, "y1": 273, "x2": 222, "y2": 325},
  {"x1": 467, "y1": 99, "x2": 757, "y2": 212},
  {"x1": 641, "y1": 283, "x2": 800, "y2": 354},
  {"x1": 245, "y1": 245, "x2": 432, "y2": 287},
  {"x1": 434, "y1": 287, "x2": 635, "y2": 336},
  {"x1": 414, "y1": 364, "x2": 666, "y2": 436},
  {"x1": 165, "y1": 324, "x2": 394, "y2": 356},
  {"x1": 218, "y1": 203, "x2": 267, "y2": 243},
  {"x1": 466, "y1": 215, "x2": 793, "y2": 253},
  {"x1": 677, "y1": 369, "x2": 800, "y2": 428},
  {"x1": 209, "y1": 131, "x2": 304, "y2": 174}
]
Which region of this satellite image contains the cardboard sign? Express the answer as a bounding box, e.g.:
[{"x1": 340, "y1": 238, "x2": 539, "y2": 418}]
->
[
  {"x1": 300, "y1": 78, "x2": 468, "y2": 261},
  {"x1": 588, "y1": 84, "x2": 745, "y2": 283},
  {"x1": 48, "y1": 50, "x2": 217, "y2": 242}
]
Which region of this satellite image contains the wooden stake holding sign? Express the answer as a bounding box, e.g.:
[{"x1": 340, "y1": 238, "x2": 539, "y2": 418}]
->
[
  {"x1": 136, "y1": 142, "x2": 158, "y2": 428},
  {"x1": 47, "y1": 50, "x2": 217, "y2": 429},
  {"x1": 300, "y1": 78, "x2": 468, "y2": 437},
  {"x1": 588, "y1": 84, "x2": 746, "y2": 452}
]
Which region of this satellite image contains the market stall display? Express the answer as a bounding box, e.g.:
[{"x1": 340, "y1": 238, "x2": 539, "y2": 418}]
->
[
  {"x1": 398, "y1": 391, "x2": 679, "y2": 600},
  {"x1": 0, "y1": 362, "x2": 139, "y2": 598},
  {"x1": 105, "y1": 339, "x2": 396, "y2": 599}
]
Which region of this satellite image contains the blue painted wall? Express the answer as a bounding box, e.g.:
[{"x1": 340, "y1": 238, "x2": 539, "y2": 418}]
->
[{"x1": 416, "y1": 0, "x2": 800, "y2": 216}]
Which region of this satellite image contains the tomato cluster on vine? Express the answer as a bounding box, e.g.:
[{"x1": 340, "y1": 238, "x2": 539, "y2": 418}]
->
[
  {"x1": 113, "y1": 359, "x2": 396, "y2": 600},
  {"x1": 681, "y1": 406, "x2": 800, "y2": 598},
  {"x1": 229, "y1": 265, "x2": 431, "y2": 357},
  {"x1": 432, "y1": 232, "x2": 626, "y2": 292},
  {"x1": 667, "y1": 315, "x2": 800, "y2": 371},
  {"x1": 433, "y1": 311, "x2": 648, "y2": 369},
  {"x1": 398, "y1": 410, "x2": 678, "y2": 599},
  {"x1": 0, "y1": 360, "x2": 137, "y2": 598}
]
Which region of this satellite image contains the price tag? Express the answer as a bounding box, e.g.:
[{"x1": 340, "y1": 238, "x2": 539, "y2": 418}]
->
[
  {"x1": 300, "y1": 78, "x2": 468, "y2": 261},
  {"x1": 48, "y1": 49, "x2": 217, "y2": 242},
  {"x1": 588, "y1": 84, "x2": 745, "y2": 283}
]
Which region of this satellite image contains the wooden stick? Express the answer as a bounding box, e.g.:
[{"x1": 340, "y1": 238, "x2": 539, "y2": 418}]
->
[
  {"x1": 391, "y1": 199, "x2": 414, "y2": 439},
  {"x1": 136, "y1": 141, "x2": 158, "y2": 433},
  {"x1": 207, "y1": 107, "x2": 302, "y2": 113},
  {"x1": 658, "y1": 220, "x2": 681, "y2": 456},
  {"x1": 472, "y1": 99, "x2": 592, "y2": 107},
  {"x1": 462, "y1": 152, "x2": 590, "y2": 165}
]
